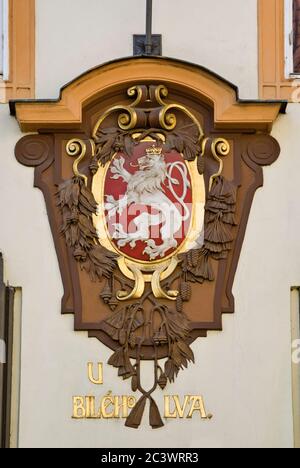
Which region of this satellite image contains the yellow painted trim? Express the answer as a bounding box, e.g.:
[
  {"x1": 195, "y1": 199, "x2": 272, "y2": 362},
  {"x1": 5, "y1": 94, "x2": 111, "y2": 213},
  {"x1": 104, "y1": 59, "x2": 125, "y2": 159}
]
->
[
  {"x1": 0, "y1": 0, "x2": 35, "y2": 103},
  {"x1": 14, "y1": 57, "x2": 282, "y2": 133}
]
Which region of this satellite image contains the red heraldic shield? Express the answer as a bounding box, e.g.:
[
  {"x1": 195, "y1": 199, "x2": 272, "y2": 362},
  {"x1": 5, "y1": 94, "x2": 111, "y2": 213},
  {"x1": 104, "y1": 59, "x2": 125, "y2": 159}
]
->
[{"x1": 103, "y1": 142, "x2": 193, "y2": 262}]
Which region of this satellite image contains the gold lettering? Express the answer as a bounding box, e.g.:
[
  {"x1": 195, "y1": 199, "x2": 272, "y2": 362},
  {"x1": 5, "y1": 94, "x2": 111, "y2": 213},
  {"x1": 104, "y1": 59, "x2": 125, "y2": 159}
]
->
[
  {"x1": 85, "y1": 396, "x2": 100, "y2": 419},
  {"x1": 72, "y1": 397, "x2": 86, "y2": 419},
  {"x1": 113, "y1": 395, "x2": 136, "y2": 418},
  {"x1": 164, "y1": 395, "x2": 189, "y2": 418},
  {"x1": 164, "y1": 396, "x2": 177, "y2": 418},
  {"x1": 113, "y1": 396, "x2": 121, "y2": 418},
  {"x1": 101, "y1": 391, "x2": 115, "y2": 418},
  {"x1": 165, "y1": 395, "x2": 211, "y2": 419},
  {"x1": 187, "y1": 396, "x2": 208, "y2": 419},
  {"x1": 174, "y1": 395, "x2": 190, "y2": 418},
  {"x1": 87, "y1": 362, "x2": 103, "y2": 385},
  {"x1": 122, "y1": 396, "x2": 136, "y2": 418},
  {"x1": 72, "y1": 393, "x2": 137, "y2": 420},
  {"x1": 72, "y1": 364, "x2": 214, "y2": 421}
]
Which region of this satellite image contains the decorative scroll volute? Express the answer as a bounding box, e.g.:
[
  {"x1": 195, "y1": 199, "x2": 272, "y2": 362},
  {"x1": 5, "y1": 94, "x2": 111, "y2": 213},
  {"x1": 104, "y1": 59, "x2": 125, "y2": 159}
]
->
[{"x1": 15, "y1": 135, "x2": 53, "y2": 167}]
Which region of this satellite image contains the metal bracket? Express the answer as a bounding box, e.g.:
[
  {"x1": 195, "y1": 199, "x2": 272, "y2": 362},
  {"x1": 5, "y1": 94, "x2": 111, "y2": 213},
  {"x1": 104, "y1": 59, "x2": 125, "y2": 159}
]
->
[{"x1": 133, "y1": 34, "x2": 162, "y2": 56}]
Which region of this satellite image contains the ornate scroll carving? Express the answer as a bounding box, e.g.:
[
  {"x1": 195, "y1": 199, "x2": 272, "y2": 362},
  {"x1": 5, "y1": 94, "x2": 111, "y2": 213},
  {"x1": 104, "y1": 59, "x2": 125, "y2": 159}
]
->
[
  {"x1": 246, "y1": 135, "x2": 280, "y2": 166},
  {"x1": 14, "y1": 65, "x2": 281, "y2": 431}
]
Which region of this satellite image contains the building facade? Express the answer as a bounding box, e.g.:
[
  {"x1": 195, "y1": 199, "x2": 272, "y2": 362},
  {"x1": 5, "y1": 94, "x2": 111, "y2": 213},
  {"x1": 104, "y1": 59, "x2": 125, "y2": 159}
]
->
[{"x1": 0, "y1": 0, "x2": 299, "y2": 448}]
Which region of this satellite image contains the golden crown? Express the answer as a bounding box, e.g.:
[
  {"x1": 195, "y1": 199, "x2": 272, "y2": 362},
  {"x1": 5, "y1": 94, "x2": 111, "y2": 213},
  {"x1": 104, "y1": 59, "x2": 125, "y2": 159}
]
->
[{"x1": 145, "y1": 145, "x2": 163, "y2": 156}]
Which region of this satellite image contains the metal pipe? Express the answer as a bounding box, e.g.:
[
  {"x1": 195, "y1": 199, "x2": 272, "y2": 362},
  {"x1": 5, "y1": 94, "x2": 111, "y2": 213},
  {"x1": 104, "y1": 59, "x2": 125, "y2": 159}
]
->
[{"x1": 145, "y1": 0, "x2": 153, "y2": 55}]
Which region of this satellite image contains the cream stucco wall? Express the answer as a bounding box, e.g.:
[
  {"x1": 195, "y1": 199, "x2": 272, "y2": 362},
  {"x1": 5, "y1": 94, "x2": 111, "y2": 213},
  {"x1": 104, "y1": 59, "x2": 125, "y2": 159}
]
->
[
  {"x1": 0, "y1": 103, "x2": 297, "y2": 448},
  {"x1": 35, "y1": 0, "x2": 258, "y2": 99}
]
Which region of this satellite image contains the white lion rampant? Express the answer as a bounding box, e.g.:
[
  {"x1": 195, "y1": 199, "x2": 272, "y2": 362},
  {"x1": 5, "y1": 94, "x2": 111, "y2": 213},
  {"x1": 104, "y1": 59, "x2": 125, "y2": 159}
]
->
[{"x1": 104, "y1": 149, "x2": 190, "y2": 260}]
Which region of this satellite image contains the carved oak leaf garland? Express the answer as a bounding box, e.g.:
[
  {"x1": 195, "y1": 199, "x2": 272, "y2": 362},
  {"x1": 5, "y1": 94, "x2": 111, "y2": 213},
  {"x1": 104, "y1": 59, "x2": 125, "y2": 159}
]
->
[
  {"x1": 94, "y1": 128, "x2": 135, "y2": 166},
  {"x1": 94, "y1": 124, "x2": 200, "y2": 167},
  {"x1": 180, "y1": 175, "x2": 237, "y2": 283},
  {"x1": 164, "y1": 123, "x2": 200, "y2": 162},
  {"x1": 57, "y1": 176, "x2": 117, "y2": 280}
]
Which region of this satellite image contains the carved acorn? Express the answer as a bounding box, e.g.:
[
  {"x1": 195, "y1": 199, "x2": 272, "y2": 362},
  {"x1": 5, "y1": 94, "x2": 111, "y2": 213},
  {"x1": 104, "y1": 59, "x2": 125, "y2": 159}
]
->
[
  {"x1": 176, "y1": 295, "x2": 183, "y2": 313},
  {"x1": 180, "y1": 282, "x2": 192, "y2": 302},
  {"x1": 158, "y1": 372, "x2": 168, "y2": 390},
  {"x1": 100, "y1": 282, "x2": 112, "y2": 304},
  {"x1": 73, "y1": 246, "x2": 87, "y2": 262},
  {"x1": 89, "y1": 158, "x2": 99, "y2": 175},
  {"x1": 108, "y1": 297, "x2": 119, "y2": 311}
]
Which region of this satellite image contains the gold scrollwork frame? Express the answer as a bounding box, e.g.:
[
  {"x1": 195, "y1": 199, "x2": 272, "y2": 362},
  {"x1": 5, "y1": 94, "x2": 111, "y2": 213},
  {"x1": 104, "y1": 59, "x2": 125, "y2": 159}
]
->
[
  {"x1": 92, "y1": 85, "x2": 145, "y2": 138},
  {"x1": 91, "y1": 138, "x2": 205, "y2": 301}
]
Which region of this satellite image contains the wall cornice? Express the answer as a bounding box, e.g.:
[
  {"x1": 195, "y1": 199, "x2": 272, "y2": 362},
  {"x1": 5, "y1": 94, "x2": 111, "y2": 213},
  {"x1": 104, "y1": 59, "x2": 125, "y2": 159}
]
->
[{"x1": 11, "y1": 57, "x2": 285, "y2": 132}]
